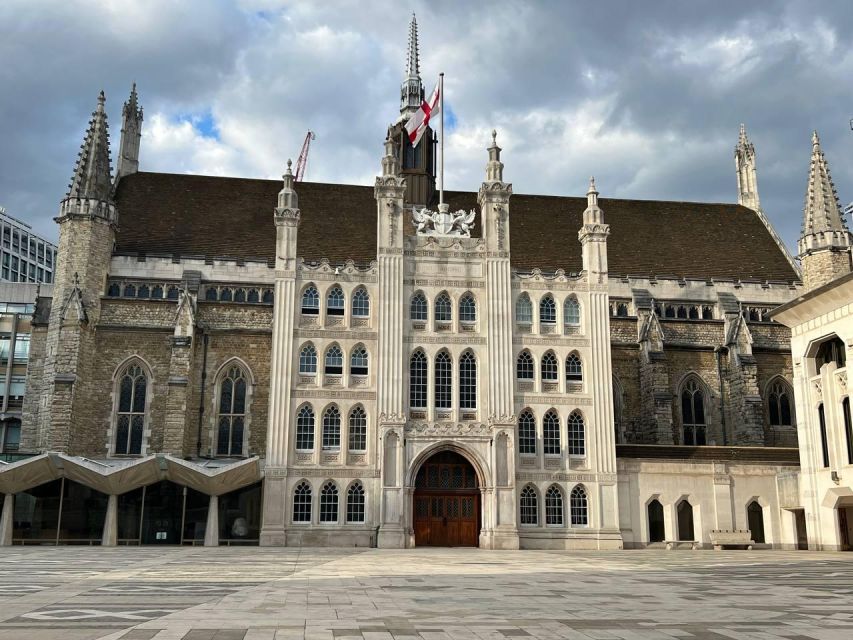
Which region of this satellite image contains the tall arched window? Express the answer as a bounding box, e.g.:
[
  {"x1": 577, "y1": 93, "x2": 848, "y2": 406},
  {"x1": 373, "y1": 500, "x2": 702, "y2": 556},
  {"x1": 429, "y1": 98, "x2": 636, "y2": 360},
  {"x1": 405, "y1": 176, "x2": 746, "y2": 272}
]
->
[
  {"x1": 410, "y1": 292, "x2": 428, "y2": 321},
  {"x1": 568, "y1": 410, "x2": 585, "y2": 456},
  {"x1": 352, "y1": 287, "x2": 370, "y2": 318},
  {"x1": 844, "y1": 397, "x2": 853, "y2": 465},
  {"x1": 435, "y1": 351, "x2": 452, "y2": 409},
  {"x1": 301, "y1": 285, "x2": 319, "y2": 315},
  {"x1": 543, "y1": 410, "x2": 560, "y2": 455},
  {"x1": 541, "y1": 351, "x2": 558, "y2": 381},
  {"x1": 459, "y1": 293, "x2": 476, "y2": 323},
  {"x1": 347, "y1": 482, "x2": 365, "y2": 523},
  {"x1": 518, "y1": 410, "x2": 536, "y2": 455},
  {"x1": 566, "y1": 353, "x2": 583, "y2": 384},
  {"x1": 815, "y1": 336, "x2": 846, "y2": 369},
  {"x1": 217, "y1": 365, "x2": 248, "y2": 456},
  {"x1": 520, "y1": 485, "x2": 538, "y2": 525},
  {"x1": 435, "y1": 292, "x2": 452, "y2": 323},
  {"x1": 564, "y1": 296, "x2": 580, "y2": 327},
  {"x1": 299, "y1": 344, "x2": 317, "y2": 374},
  {"x1": 680, "y1": 377, "x2": 707, "y2": 446},
  {"x1": 322, "y1": 405, "x2": 341, "y2": 450},
  {"x1": 677, "y1": 500, "x2": 694, "y2": 540},
  {"x1": 539, "y1": 295, "x2": 556, "y2": 325},
  {"x1": 818, "y1": 403, "x2": 829, "y2": 468},
  {"x1": 324, "y1": 345, "x2": 343, "y2": 375},
  {"x1": 114, "y1": 362, "x2": 148, "y2": 455},
  {"x1": 350, "y1": 345, "x2": 369, "y2": 376},
  {"x1": 409, "y1": 350, "x2": 427, "y2": 409},
  {"x1": 296, "y1": 405, "x2": 314, "y2": 451},
  {"x1": 459, "y1": 351, "x2": 477, "y2": 409},
  {"x1": 327, "y1": 286, "x2": 345, "y2": 316},
  {"x1": 517, "y1": 351, "x2": 534, "y2": 380},
  {"x1": 293, "y1": 481, "x2": 312, "y2": 522},
  {"x1": 348, "y1": 406, "x2": 367, "y2": 451},
  {"x1": 545, "y1": 485, "x2": 564, "y2": 525},
  {"x1": 747, "y1": 500, "x2": 765, "y2": 544},
  {"x1": 767, "y1": 379, "x2": 793, "y2": 427},
  {"x1": 516, "y1": 293, "x2": 532, "y2": 324},
  {"x1": 320, "y1": 481, "x2": 339, "y2": 523},
  {"x1": 570, "y1": 485, "x2": 588, "y2": 526}
]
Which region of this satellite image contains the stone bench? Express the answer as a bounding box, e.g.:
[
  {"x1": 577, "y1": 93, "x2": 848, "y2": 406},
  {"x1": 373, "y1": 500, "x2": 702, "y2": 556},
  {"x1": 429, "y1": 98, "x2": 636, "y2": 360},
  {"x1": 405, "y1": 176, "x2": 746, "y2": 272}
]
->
[
  {"x1": 710, "y1": 529, "x2": 754, "y2": 550},
  {"x1": 665, "y1": 540, "x2": 701, "y2": 550}
]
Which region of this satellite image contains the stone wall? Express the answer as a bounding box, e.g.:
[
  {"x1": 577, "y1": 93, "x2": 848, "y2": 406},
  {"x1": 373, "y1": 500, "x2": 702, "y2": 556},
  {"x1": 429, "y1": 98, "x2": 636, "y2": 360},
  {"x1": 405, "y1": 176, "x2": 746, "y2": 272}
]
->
[{"x1": 801, "y1": 249, "x2": 852, "y2": 291}]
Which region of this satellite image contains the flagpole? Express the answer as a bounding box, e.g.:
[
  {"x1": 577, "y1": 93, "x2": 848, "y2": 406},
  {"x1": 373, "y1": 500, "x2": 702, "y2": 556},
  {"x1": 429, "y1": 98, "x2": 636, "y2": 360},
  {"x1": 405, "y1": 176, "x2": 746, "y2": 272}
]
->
[{"x1": 439, "y1": 72, "x2": 444, "y2": 206}]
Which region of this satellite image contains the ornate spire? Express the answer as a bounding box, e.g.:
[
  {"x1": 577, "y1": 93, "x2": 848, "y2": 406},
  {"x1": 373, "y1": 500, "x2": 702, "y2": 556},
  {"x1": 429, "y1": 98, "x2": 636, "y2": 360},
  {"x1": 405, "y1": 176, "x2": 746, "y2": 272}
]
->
[
  {"x1": 587, "y1": 176, "x2": 598, "y2": 207},
  {"x1": 735, "y1": 123, "x2": 760, "y2": 210},
  {"x1": 116, "y1": 82, "x2": 143, "y2": 183},
  {"x1": 381, "y1": 129, "x2": 401, "y2": 177},
  {"x1": 801, "y1": 131, "x2": 848, "y2": 237},
  {"x1": 67, "y1": 90, "x2": 113, "y2": 202},
  {"x1": 400, "y1": 13, "x2": 425, "y2": 116},
  {"x1": 797, "y1": 130, "x2": 852, "y2": 290},
  {"x1": 484, "y1": 129, "x2": 504, "y2": 183}
]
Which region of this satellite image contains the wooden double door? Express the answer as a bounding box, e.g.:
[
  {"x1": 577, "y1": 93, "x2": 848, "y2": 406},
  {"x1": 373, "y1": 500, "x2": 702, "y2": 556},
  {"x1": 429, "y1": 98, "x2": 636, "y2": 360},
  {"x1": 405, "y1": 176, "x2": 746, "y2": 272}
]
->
[{"x1": 412, "y1": 451, "x2": 480, "y2": 547}]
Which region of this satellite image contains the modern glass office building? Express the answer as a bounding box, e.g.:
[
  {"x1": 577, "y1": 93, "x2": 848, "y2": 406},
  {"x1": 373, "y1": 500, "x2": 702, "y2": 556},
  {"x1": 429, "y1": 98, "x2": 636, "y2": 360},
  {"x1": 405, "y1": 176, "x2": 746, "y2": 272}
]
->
[{"x1": 0, "y1": 208, "x2": 58, "y2": 284}]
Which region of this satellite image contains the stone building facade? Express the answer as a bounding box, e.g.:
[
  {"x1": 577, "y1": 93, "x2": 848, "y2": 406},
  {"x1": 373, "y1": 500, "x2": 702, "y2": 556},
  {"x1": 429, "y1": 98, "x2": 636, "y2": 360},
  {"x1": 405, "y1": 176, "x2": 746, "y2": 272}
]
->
[{"x1": 0, "y1": 18, "x2": 826, "y2": 550}]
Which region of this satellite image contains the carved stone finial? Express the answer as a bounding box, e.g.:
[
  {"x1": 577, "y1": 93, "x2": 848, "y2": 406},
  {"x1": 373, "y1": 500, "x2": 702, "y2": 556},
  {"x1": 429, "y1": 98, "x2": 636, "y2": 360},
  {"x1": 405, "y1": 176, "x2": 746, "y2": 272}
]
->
[{"x1": 491, "y1": 129, "x2": 497, "y2": 146}]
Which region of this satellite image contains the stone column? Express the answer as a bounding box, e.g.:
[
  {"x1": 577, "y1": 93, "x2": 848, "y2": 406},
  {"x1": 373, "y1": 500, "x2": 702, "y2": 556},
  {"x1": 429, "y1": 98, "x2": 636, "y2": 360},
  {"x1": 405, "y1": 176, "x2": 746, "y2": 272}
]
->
[
  {"x1": 260, "y1": 162, "x2": 301, "y2": 547},
  {"x1": 0, "y1": 493, "x2": 13, "y2": 546},
  {"x1": 101, "y1": 494, "x2": 118, "y2": 546},
  {"x1": 204, "y1": 494, "x2": 219, "y2": 547},
  {"x1": 163, "y1": 337, "x2": 193, "y2": 456},
  {"x1": 711, "y1": 467, "x2": 734, "y2": 532}
]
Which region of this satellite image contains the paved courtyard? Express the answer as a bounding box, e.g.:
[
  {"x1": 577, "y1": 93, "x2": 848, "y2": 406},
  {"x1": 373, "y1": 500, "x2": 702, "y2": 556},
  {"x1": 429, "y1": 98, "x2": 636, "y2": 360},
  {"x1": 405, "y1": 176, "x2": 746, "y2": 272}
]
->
[{"x1": 0, "y1": 547, "x2": 852, "y2": 640}]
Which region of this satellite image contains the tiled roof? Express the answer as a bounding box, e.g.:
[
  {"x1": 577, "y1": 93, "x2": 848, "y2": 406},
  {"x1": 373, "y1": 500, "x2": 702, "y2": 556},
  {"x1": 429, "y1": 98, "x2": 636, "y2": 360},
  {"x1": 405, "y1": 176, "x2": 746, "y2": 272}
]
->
[{"x1": 113, "y1": 172, "x2": 799, "y2": 282}]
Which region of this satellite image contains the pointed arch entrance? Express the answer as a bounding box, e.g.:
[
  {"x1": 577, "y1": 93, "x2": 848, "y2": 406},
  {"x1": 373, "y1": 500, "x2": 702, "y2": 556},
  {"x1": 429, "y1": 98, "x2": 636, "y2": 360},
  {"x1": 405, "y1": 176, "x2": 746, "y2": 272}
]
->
[{"x1": 413, "y1": 450, "x2": 480, "y2": 547}]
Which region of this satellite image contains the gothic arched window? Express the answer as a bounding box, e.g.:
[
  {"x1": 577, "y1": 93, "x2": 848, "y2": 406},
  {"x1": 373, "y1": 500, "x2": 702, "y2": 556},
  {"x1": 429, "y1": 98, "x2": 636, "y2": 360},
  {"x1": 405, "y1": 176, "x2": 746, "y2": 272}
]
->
[
  {"x1": 520, "y1": 485, "x2": 538, "y2": 525},
  {"x1": 459, "y1": 351, "x2": 477, "y2": 409},
  {"x1": 347, "y1": 482, "x2": 366, "y2": 523},
  {"x1": 293, "y1": 481, "x2": 312, "y2": 523},
  {"x1": 320, "y1": 481, "x2": 339, "y2": 523},
  {"x1": 566, "y1": 353, "x2": 583, "y2": 384},
  {"x1": 296, "y1": 405, "x2": 314, "y2": 451},
  {"x1": 216, "y1": 365, "x2": 248, "y2": 456},
  {"x1": 568, "y1": 410, "x2": 585, "y2": 456},
  {"x1": 541, "y1": 352, "x2": 558, "y2": 381},
  {"x1": 409, "y1": 350, "x2": 427, "y2": 409},
  {"x1": 410, "y1": 292, "x2": 428, "y2": 321},
  {"x1": 680, "y1": 377, "x2": 708, "y2": 446},
  {"x1": 767, "y1": 379, "x2": 793, "y2": 427},
  {"x1": 516, "y1": 350, "x2": 534, "y2": 380},
  {"x1": 348, "y1": 406, "x2": 367, "y2": 452},
  {"x1": 322, "y1": 405, "x2": 341, "y2": 450},
  {"x1": 545, "y1": 485, "x2": 564, "y2": 526},
  {"x1": 352, "y1": 287, "x2": 370, "y2": 318},
  {"x1": 539, "y1": 295, "x2": 556, "y2": 325},
  {"x1": 570, "y1": 485, "x2": 588, "y2": 526},
  {"x1": 324, "y1": 345, "x2": 343, "y2": 375},
  {"x1": 516, "y1": 293, "x2": 533, "y2": 325},
  {"x1": 564, "y1": 296, "x2": 580, "y2": 327},
  {"x1": 435, "y1": 351, "x2": 452, "y2": 409},
  {"x1": 350, "y1": 345, "x2": 369, "y2": 377},
  {"x1": 459, "y1": 293, "x2": 476, "y2": 323},
  {"x1": 543, "y1": 409, "x2": 560, "y2": 455},
  {"x1": 301, "y1": 285, "x2": 319, "y2": 315},
  {"x1": 518, "y1": 409, "x2": 536, "y2": 455},
  {"x1": 815, "y1": 336, "x2": 846, "y2": 369},
  {"x1": 114, "y1": 361, "x2": 148, "y2": 455},
  {"x1": 435, "y1": 292, "x2": 452, "y2": 323},
  {"x1": 299, "y1": 343, "x2": 317, "y2": 374},
  {"x1": 327, "y1": 286, "x2": 345, "y2": 316}
]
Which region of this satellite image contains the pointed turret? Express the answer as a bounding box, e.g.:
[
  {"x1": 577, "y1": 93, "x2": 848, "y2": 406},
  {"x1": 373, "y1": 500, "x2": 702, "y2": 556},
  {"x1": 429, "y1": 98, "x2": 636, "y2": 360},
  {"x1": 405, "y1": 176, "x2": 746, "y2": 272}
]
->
[
  {"x1": 381, "y1": 129, "x2": 401, "y2": 178},
  {"x1": 735, "y1": 123, "x2": 760, "y2": 211},
  {"x1": 116, "y1": 83, "x2": 143, "y2": 184},
  {"x1": 798, "y1": 131, "x2": 852, "y2": 290},
  {"x1": 60, "y1": 90, "x2": 116, "y2": 221},
  {"x1": 478, "y1": 130, "x2": 512, "y2": 252},
  {"x1": 400, "y1": 13, "x2": 425, "y2": 116},
  {"x1": 485, "y1": 129, "x2": 504, "y2": 183},
  {"x1": 578, "y1": 177, "x2": 609, "y2": 283}
]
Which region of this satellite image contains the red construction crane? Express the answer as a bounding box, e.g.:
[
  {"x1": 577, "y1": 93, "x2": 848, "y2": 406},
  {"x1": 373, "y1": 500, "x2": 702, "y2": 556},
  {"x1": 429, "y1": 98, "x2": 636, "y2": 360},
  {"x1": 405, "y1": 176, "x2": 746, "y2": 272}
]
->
[{"x1": 294, "y1": 131, "x2": 315, "y2": 182}]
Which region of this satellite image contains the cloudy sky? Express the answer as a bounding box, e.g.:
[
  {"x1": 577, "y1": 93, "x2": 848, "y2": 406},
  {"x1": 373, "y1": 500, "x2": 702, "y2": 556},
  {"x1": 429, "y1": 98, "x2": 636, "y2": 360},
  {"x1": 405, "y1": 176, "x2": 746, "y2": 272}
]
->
[{"x1": 1, "y1": 0, "x2": 851, "y2": 252}]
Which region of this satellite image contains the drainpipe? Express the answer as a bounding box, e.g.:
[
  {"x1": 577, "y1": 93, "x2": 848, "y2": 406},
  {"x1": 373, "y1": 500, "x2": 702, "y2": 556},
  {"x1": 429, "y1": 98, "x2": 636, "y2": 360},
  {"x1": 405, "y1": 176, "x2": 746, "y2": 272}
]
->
[
  {"x1": 715, "y1": 346, "x2": 728, "y2": 446},
  {"x1": 196, "y1": 331, "x2": 209, "y2": 458}
]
